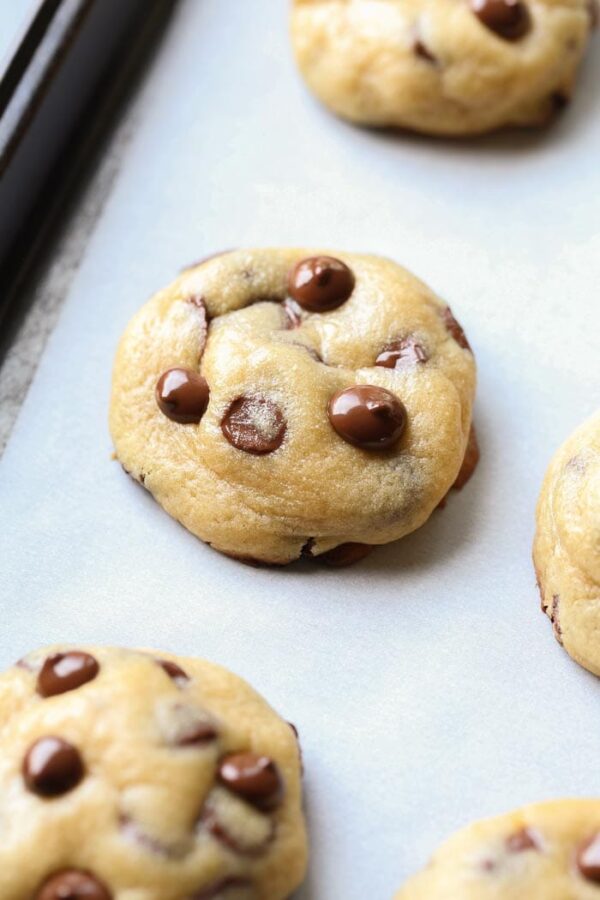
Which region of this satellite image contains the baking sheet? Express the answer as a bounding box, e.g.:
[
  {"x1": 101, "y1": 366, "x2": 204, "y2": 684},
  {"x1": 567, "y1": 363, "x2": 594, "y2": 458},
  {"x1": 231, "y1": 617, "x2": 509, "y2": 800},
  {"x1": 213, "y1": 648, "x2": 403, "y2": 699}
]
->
[{"x1": 1, "y1": 1, "x2": 599, "y2": 897}]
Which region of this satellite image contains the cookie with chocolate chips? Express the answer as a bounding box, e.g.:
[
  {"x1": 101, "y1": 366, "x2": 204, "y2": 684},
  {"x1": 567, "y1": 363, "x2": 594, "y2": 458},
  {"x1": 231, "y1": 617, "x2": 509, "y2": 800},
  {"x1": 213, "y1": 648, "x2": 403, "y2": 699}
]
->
[
  {"x1": 533, "y1": 411, "x2": 600, "y2": 677},
  {"x1": 110, "y1": 249, "x2": 476, "y2": 565},
  {"x1": 291, "y1": 0, "x2": 594, "y2": 136},
  {"x1": 395, "y1": 798, "x2": 600, "y2": 898},
  {"x1": 2, "y1": 646, "x2": 307, "y2": 899}
]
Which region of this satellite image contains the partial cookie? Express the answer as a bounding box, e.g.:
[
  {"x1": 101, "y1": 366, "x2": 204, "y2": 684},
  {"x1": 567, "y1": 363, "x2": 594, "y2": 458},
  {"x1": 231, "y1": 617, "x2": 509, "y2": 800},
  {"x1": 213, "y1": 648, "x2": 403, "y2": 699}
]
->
[
  {"x1": 395, "y1": 798, "x2": 600, "y2": 898},
  {"x1": 1, "y1": 646, "x2": 307, "y2": 899},
  {"x1": 291, "y1": 0, "x2": 595, "y2": 136},
  {"x1": 110, "y1": 249, "x2": 477, "y2": 565},
  {"x1": 533, "y1": 411, "x2": 600, "y2": 676}
]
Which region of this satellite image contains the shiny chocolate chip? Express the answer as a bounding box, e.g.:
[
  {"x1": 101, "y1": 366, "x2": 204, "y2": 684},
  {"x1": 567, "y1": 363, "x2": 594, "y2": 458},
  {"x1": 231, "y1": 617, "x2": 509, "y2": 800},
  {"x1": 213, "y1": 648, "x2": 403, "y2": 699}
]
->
[
  {"x1": 471, "y1": 0, "x2": 531, "y2": 40},
  {"x1": 288, "y1": 256, "x2": 355, "y2": 312},
  {"x1": 221, "y1": 397, "x2": 286, "y2": 455},
  {"x1": 328, "y1": 385, "x2": 406, "y2": 450},
  {"x1": 24, "y1": 737, "x2": 84, "y2": 797},
  {"x1": 156, "y1": 368, "x2": 209, "y2": 424},
  {"x1": 375, "y1": 337, "x2": 428, "y2": 369},
  {"x1": 157, "y1": 659, "x2": 190, "y2": 686},
  {"x1": 506, "y1": 827, "x2": 539, "y2": 853},
  {"x1": 442, "y1": 307, "x2": 472, "y2": 351},
  {"x1": 37, "y1": 652, "x2": 99, "y2": 698},
  {"x1": 218, "y1": 752, "x2": 283, "y2": 810},
  {"x1": 578, "y1": 833, "x2": 600, "y2": 882},
  {"x1": 35, "y1": 870, "x2": 112, "y2": 900}
]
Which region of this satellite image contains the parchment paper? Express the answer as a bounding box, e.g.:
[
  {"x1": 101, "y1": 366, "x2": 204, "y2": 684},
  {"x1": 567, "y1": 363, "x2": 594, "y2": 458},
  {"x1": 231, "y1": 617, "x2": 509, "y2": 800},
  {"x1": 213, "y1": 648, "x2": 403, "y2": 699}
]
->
[{"x1": 1, "y1": 2, "x2": 599, "y2": 897}]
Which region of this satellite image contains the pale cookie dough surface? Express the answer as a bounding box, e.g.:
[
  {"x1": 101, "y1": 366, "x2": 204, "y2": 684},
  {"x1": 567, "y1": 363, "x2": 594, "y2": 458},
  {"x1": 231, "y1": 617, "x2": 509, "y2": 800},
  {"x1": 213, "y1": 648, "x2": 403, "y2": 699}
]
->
[
  {"x1": 533, "y1": 411, "x2": 600, "y2": 676},
  {"x1": 0, "y1": 645, "x2": 307, "y2": 899},
  {"x1": 291, "y1": 0, "x2": 595, "y2": 136},
  {"x1": 395, "y1": 799, "x2": 600, "y2": 898},
  {"x1": 109, "y1": 248, "x2": 476, "y2": 565}
]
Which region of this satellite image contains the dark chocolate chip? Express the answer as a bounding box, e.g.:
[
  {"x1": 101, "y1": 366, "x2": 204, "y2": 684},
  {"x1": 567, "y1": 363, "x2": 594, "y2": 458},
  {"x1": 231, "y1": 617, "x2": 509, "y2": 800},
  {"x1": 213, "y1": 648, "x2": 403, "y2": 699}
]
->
[
  {"x1": 578, "y1": 833, "x2": 600, "y2": 883},
  {"x1": 506, "y1": 827, "x2": 540, "y2": 853},
  {"x1": 190, "y1": 878, "x2": 254, "y2": 900},
  {"x1": 328, "y1": 385, "x2": 406, "y2": 450},
  {"x1": 288, "y1": 256, "x2": 355, "y2": 312},
  {"x1": 375, "y1": 337, "x2": 429, "y2": 369},
  {"x1": 156, "y1": 368, "x2": 210, "y2": 424},
  {"x1": 35, "y1": 870, "x2": 112, "y2": 900},
  {"x1": 471, "y1": 0, "x2": 531, "y2": 41},
  {"x1": 157, "y1": 659, "x2": 190, "y2": 686},
  {"x1": 413, "y1": 39, "x2": 437, "y2": 63},
  {"x1": 221, "y1": 397, "x2": 286, "y2": 455},
  {"x1": 442, "y1": 307, "x2": 472, "y2": 351},
  {"x1": 177, "y1": 720, "x2": 218, "y2": 746},
  {"x1": 218, "y1": 752, "x2": 283, "y2": 811},
  {"x1": 452, "y1": 425, "x2": 480, "y2": 491},
  {"x1": 37, "y1": 652, "x2": 99, "y2": 698},
  {"x1": 551, "y1": 91, "x2": 570, "y2": 112},
  {"x1": 317, "y1": 542, "x2": 374, "y2": 567},
  {"x1": 23, "y1": 737, "x2": 84, "y2": 797}
]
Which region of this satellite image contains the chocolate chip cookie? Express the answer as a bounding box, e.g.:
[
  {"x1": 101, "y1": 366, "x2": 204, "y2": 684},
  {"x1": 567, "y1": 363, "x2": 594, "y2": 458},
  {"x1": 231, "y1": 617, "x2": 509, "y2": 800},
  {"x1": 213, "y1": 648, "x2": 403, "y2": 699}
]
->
[
  {"x1": 110, "y1": 249, "x2": 477, "y2": 565},
  {"x1": 3, "y1": 646, "x2": 307, "y2": 899},
  {"x1": 395, "y1": 799, "x2": 600, "y2": 898},
  {"x1": 533, "y1": 411, "x2": 600, "y2": 676},
  {"x1": 291, "y1": 0, "x2": 595, "y2": 136}
]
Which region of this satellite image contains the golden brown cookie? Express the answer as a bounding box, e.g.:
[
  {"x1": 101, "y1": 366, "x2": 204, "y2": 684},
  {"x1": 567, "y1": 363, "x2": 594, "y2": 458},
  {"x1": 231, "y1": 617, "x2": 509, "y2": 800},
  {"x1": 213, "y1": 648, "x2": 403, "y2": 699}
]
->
[
  {"x1": 1, "y1": 645, "x2": 307, "y2": 900},
  {"x1": 110, "y1": 249, "x2": 477, "y2": 565},
  {"x1": 291, "y1": 0, "x2": 595, "y2": 136}
]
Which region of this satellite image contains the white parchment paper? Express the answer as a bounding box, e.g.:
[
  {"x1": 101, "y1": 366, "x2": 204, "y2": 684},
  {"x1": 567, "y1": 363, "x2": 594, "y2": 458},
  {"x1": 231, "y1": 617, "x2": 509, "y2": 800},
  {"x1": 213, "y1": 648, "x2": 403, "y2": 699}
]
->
[{"x1": 1, "y1": 2, "x2": 599, "y2": 897}]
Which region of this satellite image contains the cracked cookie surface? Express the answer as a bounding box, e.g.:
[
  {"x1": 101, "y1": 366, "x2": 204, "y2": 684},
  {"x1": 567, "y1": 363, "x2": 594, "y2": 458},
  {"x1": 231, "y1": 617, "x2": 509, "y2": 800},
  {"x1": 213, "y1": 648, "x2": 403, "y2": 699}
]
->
[
  {"x1": 533, "y1": 411, "x2": 600, "y2": 676},
  {"x1": 395, "y1": 798, "x2": 600, "y2": 898},
  {"x1": 291, "y1": 0, "x2": 595, "y2": 135},
  {"x1": 1, "y1": 646, "x2": 306, "y2": 899}
]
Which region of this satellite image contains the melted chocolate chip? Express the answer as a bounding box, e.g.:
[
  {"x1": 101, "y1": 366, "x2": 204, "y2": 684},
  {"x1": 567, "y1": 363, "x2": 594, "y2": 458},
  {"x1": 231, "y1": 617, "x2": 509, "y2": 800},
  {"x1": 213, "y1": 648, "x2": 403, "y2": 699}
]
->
[
  {"x1": 578, "y1": 833, "x2": 600, "y2": 882},
  {"x1": 288, "y1": 256, "x2": 355, "y2": 312},
  {"x1": 35, "y1": 870, "x2": 112, "y2": 900},
  {"x1": 23, "y1": 737, "x2": 84, "y2": 797},
  {"x1": 37, "y1": 652, "x2": 99, "y2": 698},
  {"x1": 413, "y1": 39, "x2": 437, "y2": 63},
  {"x1": 375, "y1": 337, "x2": 429, "y2": 369},
  {"x1": 218, "y1": 752, "x2": 283, "y2": 810},
  {"x1": 318, "y1": 543, "x2": 374, "y2": 567},
  {"x1": 328, "y1": 385, "x2": 406, "y2": 450},
  {"x1": 442, "y1": 307, "x2": 472, "y2": 351},
  {"x1": 157, "y1": 659, "x2": 190, "y2": 686},
  {"x1": 471, "y1": 0, "x2": 531, "y2": 41},
  {"x1": 506, "y1": 827, "x2": 539, "y2": 853},
  {"x1": 221, "y1": 397, "x2": 286, "y2": 455},
  {"x1": 190, "y1": 878, "x2": 254, "y2": 900},
  {"x1": 156, "y1": 368, "x2": 210, "y2": 424}
]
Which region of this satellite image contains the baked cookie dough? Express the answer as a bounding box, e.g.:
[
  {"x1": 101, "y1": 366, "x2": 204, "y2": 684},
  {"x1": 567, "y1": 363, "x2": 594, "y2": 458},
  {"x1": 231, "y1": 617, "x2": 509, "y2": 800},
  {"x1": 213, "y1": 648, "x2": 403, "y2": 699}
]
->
[
  {"x1": 533, "y1": 411, "x2": 600, "y2": 676},
  {"x1": 395, "y1": 798, "x2": 600, "y2": 898},
  {"x1": 1, "y1": 646, "x2": 307, "y2": 899},
  {"x1": 291, "y1": 0, "x2": 596, "y2": 136},
  {"x1": 110, "y1": 249, "x2": 477, "y2": 565}
]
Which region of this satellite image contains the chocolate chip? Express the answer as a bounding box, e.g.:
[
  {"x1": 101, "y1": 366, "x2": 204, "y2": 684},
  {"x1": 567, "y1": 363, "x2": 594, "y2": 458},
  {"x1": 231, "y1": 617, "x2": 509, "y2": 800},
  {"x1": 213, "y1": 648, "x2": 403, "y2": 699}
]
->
[
  {"x1": 190, "y1": 878, "x2": 254, "y2": 900},
  {"x1": 328, "y1": 385, "x2": 406, "y2": 450},
  {"x1": 506, "y1": 827, "x2": 539, "y2": 852},
  {"x1": 177, "y1": 720, "x2": 218, "y2": 746},
  {"x1": 157, "y1": 659, "x2": 190, "y2": 686},
  {"x1": 413, "y1": 39, "x2": 437, "y2": 63},
  {"x1": 578, "y1": 833, "x2": 600, "y2": 882},
  {"x1": 550, "y1": 595, "x2": 563, "y2": 645},
  {"x1": 218, "y1": 752, "x2": 283, "y2": 810},
  {"x1": 35, "y1": 870, "x2": 112, "y2": 900},
  {"x1": 288, "y1": 256, "x2": 355, "y2": 312},
  {"x1": 442, "y1": 307, "x2": 472, "y2": 351},
  {"x1": 375, "y1": 337, "x2": 428, "y2": 369},
  {"x1": 551, "y1": 91, "x2": 570, "y2": 112},
  {"x1": 221, "y1": 397, "x2": 286, "y2": 455},
  {"x1": 317, "y1": 542, "x2": 374, "y2": 567},
  {"x1": 471, "y1": 0, "x2": 531, "y2": 41},
  {"x1": 452, "y1": 425, "x2": 480, "y2": 491},
  {"x1": 37, "y1": 652, "x2": 99, "y2": 698},
  {"x1": 23, "y1": 737, "x2": 84, "y2": 797},
  {"x1": 156, "y1": 368, "x2": 210, "y2": 424}
]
